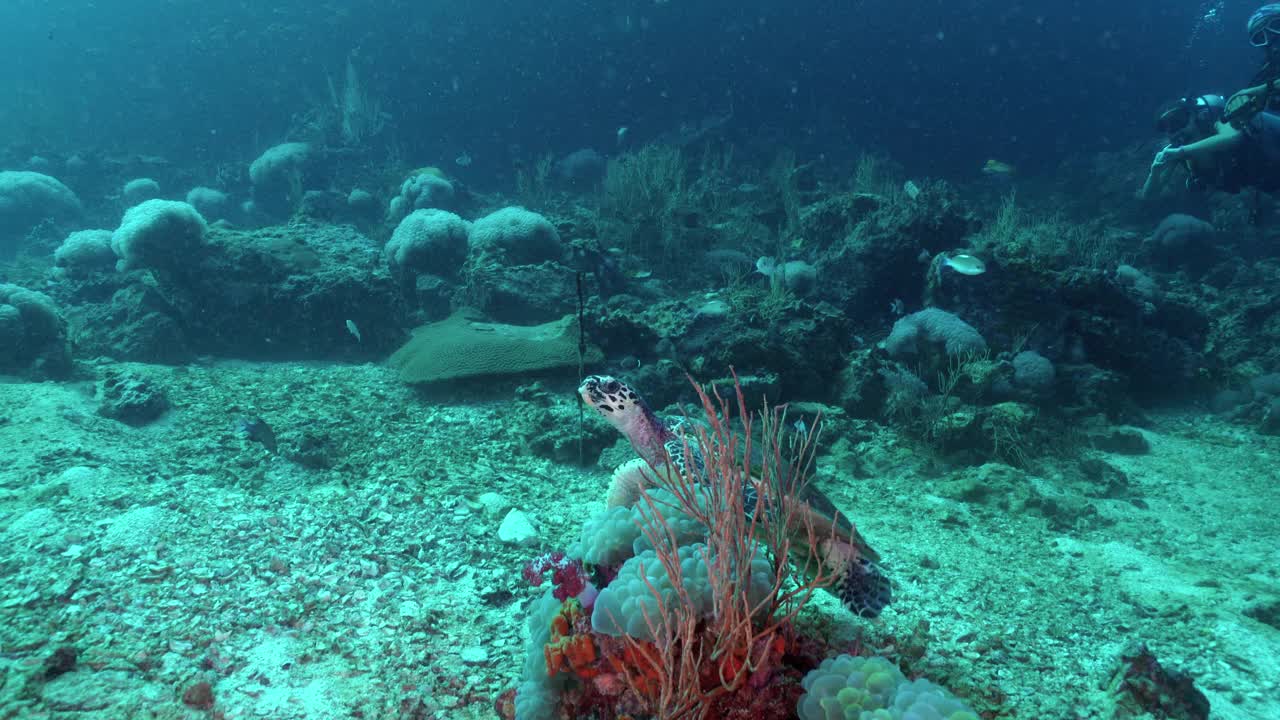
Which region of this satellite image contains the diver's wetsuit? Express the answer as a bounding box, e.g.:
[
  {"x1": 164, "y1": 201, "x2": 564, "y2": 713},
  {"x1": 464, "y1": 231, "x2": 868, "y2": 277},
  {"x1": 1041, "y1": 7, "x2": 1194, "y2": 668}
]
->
[{"x1": 1192, "y1": 111, "x2": 1280, "y2": 193}]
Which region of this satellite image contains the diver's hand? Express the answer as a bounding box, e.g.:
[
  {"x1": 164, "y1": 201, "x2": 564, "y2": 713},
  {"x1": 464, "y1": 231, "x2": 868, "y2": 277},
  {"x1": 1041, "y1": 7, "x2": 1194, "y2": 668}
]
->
[
  {"x1": 1140, "y1": 147, "x2": 1177, "y2": 199},
  {"x1": 1154, "y1": 145, "x2": 1183, "y2": 166},
  {"x1": 1226, "y1": 88, "x2": 1262, "y2": 121}
]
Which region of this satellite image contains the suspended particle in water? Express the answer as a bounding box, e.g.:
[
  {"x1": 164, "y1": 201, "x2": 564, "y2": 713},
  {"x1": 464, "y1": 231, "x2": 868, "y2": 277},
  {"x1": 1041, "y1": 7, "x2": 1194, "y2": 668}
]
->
[{"x1": 1186, "y1": 1, "x2": 1225, "y2": 50}]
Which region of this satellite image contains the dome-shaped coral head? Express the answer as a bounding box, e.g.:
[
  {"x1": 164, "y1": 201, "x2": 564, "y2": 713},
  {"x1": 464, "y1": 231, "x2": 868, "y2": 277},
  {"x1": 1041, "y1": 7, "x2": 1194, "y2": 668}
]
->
[{"x1": 579, "y1": 375, "x2": 670, "y2": 463}]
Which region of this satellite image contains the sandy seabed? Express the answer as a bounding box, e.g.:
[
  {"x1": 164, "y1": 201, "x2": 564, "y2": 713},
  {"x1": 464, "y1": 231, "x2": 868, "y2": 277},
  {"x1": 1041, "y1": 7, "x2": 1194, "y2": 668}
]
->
[{"x1": 0, "y1": 361, "x2": 1277, "y2": 720}]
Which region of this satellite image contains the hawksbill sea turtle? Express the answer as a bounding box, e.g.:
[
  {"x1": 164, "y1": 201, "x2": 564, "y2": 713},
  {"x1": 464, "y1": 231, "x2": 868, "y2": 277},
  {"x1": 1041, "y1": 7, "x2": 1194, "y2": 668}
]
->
[{"x1": 578, "y1": 374, "x2": 892, "y2": 619}]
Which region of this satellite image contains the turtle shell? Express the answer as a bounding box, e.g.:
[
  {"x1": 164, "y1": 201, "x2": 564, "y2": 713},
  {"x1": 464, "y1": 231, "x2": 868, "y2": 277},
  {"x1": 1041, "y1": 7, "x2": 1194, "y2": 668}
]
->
[{"x1": 656, "y1": 413, "x2": 876, "y2": 562}]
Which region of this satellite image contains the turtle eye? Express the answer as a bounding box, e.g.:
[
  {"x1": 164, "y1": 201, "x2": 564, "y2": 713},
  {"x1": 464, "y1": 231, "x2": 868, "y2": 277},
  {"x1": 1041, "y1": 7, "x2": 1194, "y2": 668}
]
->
[{"x1": 604, "y1": 380, "x2": 621, "y2": 394}]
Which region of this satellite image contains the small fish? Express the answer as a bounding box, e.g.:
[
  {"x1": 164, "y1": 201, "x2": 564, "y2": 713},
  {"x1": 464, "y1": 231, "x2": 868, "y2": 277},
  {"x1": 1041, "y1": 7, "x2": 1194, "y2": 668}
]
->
[
  {"x1": 793, "y1": 419, "x2": 807, "y2": 435},
  {"x1": 940, "y1": 253, "x2": 987, "y2": 276},
  {"x1": 982, "y1": 159, "x2": 1015, "y2": 177},
  {"x1": 237, "y1": 416, "x2": 278, "y2": 454},
  {"x1": 345, "y1": 319, "x2": 362, "y2": 343},
  {"x1": 902, "y1": 180, "x2": 921, "y2": 200},
  {"x1": 616, "y1": 126, "x2": 629, "y2": 145},
  {"x1": 454, "y1": 152, "x2": 472, "y2": 167}
]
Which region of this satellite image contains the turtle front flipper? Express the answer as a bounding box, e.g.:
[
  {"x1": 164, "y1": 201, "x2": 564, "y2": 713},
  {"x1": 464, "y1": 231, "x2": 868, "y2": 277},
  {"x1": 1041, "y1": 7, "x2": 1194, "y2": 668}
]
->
[
  {"x1": 607, "y1": 459, "x2": 651, "y2": 508},
  {"x1": 607, "y1": 458, "x2": 685, "y2": 509}
]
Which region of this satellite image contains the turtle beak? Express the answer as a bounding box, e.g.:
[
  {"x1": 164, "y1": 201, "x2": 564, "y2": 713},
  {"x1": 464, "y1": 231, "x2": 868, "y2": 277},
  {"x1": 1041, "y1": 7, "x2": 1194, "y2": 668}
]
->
[{"x1": 578, "y1": 376, "x2": 600, "y2": 406}]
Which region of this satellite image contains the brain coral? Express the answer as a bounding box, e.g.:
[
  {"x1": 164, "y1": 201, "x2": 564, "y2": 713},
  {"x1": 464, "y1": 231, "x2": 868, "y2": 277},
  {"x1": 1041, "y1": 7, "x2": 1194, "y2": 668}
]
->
[
  {"x1": 0, "y1": 283, "x2": 70, "y2": 376},
  {"x1": 386, "y1": 171, "x2": 455, "y2": 223},
  {"x1": 884, "y1": 307, "x2": 986, "y2": 359},
  {"x1": 111, "y1": 199, "x2": 208, "y2": 272},
  {"x1": 55, "y1": 229, "x2": 117, "y2": 273},
  {"x1": 0, "y1": 171, "x2": 82, "y2": 255},
  {"x1": 468, "y1": 206, "x2": 562, "y2": 265},
  {"x1": 385, "y1": 209, "x2": 470, "y2": 277}
]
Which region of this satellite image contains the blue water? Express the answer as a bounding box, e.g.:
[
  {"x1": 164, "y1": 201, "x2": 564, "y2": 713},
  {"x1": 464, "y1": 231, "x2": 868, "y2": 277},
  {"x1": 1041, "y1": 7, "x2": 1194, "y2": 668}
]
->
[
  {"x1": 0, "y1": 1, "x2": 1256, "y2": 179},
  {"x1": 3, "y1": 2, "x2": 1279, "y2": 719}
]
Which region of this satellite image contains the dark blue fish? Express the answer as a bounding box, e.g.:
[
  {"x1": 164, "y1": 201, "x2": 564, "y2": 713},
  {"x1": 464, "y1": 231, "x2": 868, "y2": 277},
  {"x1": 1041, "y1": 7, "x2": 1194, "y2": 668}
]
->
[{"x1": 237, "y1": 416, "x2": 277, "y2": 453}]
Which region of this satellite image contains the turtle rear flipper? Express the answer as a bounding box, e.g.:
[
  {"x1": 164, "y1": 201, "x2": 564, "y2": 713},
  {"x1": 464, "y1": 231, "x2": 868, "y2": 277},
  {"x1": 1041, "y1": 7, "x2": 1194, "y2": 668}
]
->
[
  {"x1": 820, "y1": 539, "x2": 892, "y2": 618},
  {"x1": 838, "y1": 557, "x2": 893, "y2": 618}
]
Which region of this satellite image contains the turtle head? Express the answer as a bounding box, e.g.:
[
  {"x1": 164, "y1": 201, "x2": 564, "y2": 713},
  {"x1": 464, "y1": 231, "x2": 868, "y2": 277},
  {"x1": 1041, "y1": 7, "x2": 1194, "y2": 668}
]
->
[
  {"x1": 579, "y1": 375, "x2": 643, "y2": 425},
  {"x1": 578, "y1": 374, "x2": 663, "y2": 443}
]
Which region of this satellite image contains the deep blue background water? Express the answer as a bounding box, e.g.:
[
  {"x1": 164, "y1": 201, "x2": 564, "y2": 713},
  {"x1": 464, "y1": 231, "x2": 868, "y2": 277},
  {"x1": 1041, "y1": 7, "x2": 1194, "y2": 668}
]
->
[{"x1": 0, "y1": 1, "x2": 1261, "y2": 182}]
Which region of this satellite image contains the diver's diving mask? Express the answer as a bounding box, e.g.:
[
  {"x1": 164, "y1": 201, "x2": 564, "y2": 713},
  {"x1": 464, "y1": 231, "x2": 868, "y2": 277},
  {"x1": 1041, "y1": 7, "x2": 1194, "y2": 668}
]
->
[
  {"x1": 1155, "y1": 95, "x2": 1219, "y2": 142},
  {"x1": 1156, "y1": 104, "x2": 1192, "y2": 136},
  {"x1": 1252, "y1": 16, "x2": 1280, "y2": 46}
]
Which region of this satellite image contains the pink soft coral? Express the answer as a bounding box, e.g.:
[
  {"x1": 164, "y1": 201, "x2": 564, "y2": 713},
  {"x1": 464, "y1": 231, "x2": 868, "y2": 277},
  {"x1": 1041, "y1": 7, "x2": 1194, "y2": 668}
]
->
[{"x1": 523, "y1": 551, "x2": 592, "y2": 603}]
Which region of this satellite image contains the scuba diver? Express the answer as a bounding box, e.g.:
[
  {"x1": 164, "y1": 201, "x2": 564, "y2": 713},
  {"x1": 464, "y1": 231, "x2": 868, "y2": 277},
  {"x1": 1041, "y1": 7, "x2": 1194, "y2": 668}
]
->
[
  {"x1": 1230, "y1": 3, "x2": 1280, "y2": 115},
  {"x1": 1140, "y1": 5, "x2": 1280, "y2": 198},
  {"x1": 1139, "y1": 93, "x2": 1248, "y2": 197}
]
